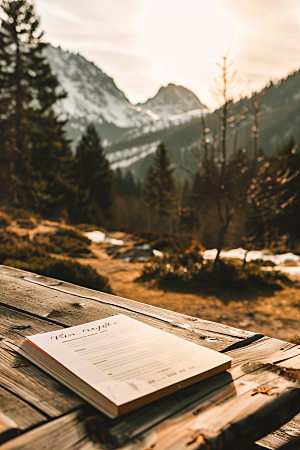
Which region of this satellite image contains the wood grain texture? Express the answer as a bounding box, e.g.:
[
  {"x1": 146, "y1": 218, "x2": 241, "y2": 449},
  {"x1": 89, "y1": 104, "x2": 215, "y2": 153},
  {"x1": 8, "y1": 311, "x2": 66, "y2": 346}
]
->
[
  {"x1": 1, "y1": 265, "x2": 300, "y2": 450},
  {"x1": 0, "y1": 413, "x2": 18, "y2": 445},
  {"x1": 114, "y1": 370, "x2": 300, "y2": 450},
  {"x1": 0, "y1": 410, "x2": 100, "y2": 450},
  {"x1": 0, "y1": 386, "x2": 46, "y2": 441},
  {"x1": 0, "y1": 305, "x2": 85, "y2": 417},
  {"x1": 256, "y1": 413, "x2": 300, "y2": 450}
]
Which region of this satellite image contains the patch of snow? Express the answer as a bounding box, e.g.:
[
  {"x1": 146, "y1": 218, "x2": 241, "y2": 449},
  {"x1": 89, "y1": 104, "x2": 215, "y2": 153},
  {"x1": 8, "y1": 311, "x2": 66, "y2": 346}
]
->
[
  {"x1": 203, "y1": 249, "x2": 218, "y2": 260},
  {"x1": 153, "y1": 249, "x2": 164, "y2": 258},
  {"x1": 203, "y1": 247, "x2": 300, "y2": 265},
  {"x1": 273, "y1": 252, "x2": 300, "y2": 264},
  {"x1": 104, "y1": 237, "x2": 124, "y2": 245},
  {"x1": 85, "y1": 231, "x2": 105, "y2": 243},
  {"x1": 85, "y1": 230, "x2": 124, "y2": 245},
  {"x1": 132, "y1": 105, "x2": 160, "y2": 121},
  {"x1": 136, "y1": 244, "x2": 151, "y2": 250},
  {"x1": 262, "y1": 265, "x2": 300, "y2": 275},
  {"x1": 276, "y1": 266, "x2": 300, "y2": 275},
  {"x1": 106, "y1": 141, "x2": 160, "y2": 170},
  {"x1": 124, "y1": 109, "x2": 208, "y2": 142}
]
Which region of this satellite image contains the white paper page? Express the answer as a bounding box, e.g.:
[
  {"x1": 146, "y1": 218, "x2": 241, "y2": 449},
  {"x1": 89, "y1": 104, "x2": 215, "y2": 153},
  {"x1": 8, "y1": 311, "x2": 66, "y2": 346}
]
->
[{"x1": 27, "y1": 314, "x2": 231, "y2": 406}]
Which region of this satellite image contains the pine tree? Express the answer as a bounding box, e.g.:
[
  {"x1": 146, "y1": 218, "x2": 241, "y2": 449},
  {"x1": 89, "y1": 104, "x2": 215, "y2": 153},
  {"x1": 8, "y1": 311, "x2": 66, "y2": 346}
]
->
[
  {"x1": 178, "y1": 178, "x2": 199, "y2": 233},
  {"x1": 29, "y1": 110, "x2": 77, "y2": 217},
  {"x1": 245, "y1": 137, "x2": 300, "y2": 249},
  {"x1": 153, "y1": 143, "x2": 176, "y2": 219},
  {"x1": 114, "y1": 169, "x2": 141, "y2": 198},
  {"x1": 0, "y1": 0, "x2": 68, "y2": 208},
  {"x1": 142, "y1": 142, "x2": 176, "y2": 229},
  {"x1": 76, "y1": 125, "x2": 114, "y2": 225},
  {"x1": 275, "y1": 138, "x2": 300, "y2": 244}
]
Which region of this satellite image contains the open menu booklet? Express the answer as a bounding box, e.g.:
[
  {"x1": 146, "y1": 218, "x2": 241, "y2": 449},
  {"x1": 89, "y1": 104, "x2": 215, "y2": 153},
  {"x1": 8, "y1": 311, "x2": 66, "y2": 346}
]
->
[{"x1": 18, "y1": 314, "x2": 232, "y2": 418}]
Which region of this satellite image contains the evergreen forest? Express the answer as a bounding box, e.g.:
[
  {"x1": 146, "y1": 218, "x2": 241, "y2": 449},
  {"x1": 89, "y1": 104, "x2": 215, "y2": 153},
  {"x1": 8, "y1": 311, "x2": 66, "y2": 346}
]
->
[{"x1": 1, "y1": 0, "x2": 300, "y2": 270}]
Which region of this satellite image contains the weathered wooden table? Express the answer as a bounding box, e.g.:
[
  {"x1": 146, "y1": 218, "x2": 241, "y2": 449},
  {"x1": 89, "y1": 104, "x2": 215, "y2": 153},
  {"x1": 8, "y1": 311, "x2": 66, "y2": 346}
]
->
[{"x1": 1, "y1": 265, "x2": 300, "y2": 450}]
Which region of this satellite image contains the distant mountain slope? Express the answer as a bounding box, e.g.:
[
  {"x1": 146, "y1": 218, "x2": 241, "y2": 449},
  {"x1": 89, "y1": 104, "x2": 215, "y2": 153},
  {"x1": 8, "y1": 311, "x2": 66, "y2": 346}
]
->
[
  {"x1": 137, "y1": 83, "x2": 207, "y2": 117},
  {"x1": 45, "y1": 45, "x2": 158, "y2": 148},
  {"x1": 227, "y1": 71, "x2": 300, "y2": 151},
  {"x1": 45, "y1": 45, "x2": 207, "y2": 150},
  {"x1": 105, "y1": 70, "x2": 300, "y2": 178},
  {"x1": 44, "y1": 45, "x2": 300, "y2": 180},
  {"x1": 45, "y1": 45, "x2": 156, "y2": 129}
]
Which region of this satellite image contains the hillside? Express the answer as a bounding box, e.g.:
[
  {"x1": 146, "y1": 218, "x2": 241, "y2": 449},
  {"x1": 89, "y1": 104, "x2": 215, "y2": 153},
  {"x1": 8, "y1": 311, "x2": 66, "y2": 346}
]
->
[
  {"x1": 45, "y1": 45, "x2": 156, "y2": 148},
  {"x1": 105, "y1": 70, "x2": 300, "y2": 178},
  {"x1": 46, "y1": 45, "x2": 207, "y2": 152},
  {"x1": 46, "y1": 44, "x2": 300, "y2": 180}
]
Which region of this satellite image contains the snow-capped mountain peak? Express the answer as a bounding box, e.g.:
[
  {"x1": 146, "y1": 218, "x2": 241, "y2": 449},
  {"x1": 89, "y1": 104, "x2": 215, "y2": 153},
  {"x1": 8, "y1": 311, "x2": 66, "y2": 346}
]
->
[
  {"x1": 137, "y1": 83, "x2": 207, "y2": 118},
  {"x1": 45, "y1": 45, "x2": 155, "y2": 129},
  {"x1": 45, "y1": 45, "x2": 208, "y2": 154}
]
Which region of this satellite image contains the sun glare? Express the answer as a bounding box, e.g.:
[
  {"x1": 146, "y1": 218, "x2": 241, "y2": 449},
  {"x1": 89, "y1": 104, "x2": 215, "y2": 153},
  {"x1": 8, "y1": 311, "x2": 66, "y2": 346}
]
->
[{"x1": 135, "y1": 0, "x2": 237, "y2": 105}]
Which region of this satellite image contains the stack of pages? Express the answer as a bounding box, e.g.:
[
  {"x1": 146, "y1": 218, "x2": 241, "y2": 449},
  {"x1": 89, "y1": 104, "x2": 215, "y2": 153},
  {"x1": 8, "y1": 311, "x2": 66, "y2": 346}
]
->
[{"x1": 19, "y1": 314, "x2": 232, "y2": 418}]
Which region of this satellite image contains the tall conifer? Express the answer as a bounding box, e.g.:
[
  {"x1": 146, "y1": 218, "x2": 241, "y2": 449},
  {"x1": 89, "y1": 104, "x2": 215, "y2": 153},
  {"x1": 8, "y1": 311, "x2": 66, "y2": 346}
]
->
[
  {"x1": 0, "y1": 0, "x2": 72, "y2": 212},
  {"x1": 142, "y1": 142, "x2": 176, "y2": 226},
  {"x1": 76, "y1": 125, "x2": 114, "y2": 225}
]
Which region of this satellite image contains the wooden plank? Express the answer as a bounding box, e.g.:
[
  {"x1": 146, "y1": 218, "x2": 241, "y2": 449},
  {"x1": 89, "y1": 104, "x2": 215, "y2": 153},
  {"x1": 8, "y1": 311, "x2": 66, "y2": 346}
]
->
[
  {"x1": 0, "y1": 386, "x2": 46, "y2": 444},
  {"x1": 23, "y1": 273, "x2": 254, "y2": 337},
  {"x1": 1, "y1": 372, "x2": 289, "y2": 450},
  {"x1": 114, "y1": 370, "x2": 300, "y2": 450},
  {"x1": 0, "y1": 342, "x2": 84, "y2": 418},
  {"x1": 264, "y1": 345, "x2": 300, "y2": 373},
  {"x1": 0, "y1": 409, "x2": 101, "y2": 450},
  {"x1": 1, "y1": 266, "x2": 300, "y2": 449},
  {"x1": 0, "y1": 305, "x2": 86, "y2": 417},
  {"x1": 277, "y1": 355, "x2": 300, "y2": 369},
  {"x1": 256, "y1": 413, "x2": 300, "y2": 449},
  {"x1": 103, "y1": 338, "x2": 295, "y2": 447},
  {"x1": 1, "y1": 330, "x2": 274, "y2": 450},
  {"x1": 0, "y1": 413, "x2": 18, "y2": 445},
  {"x1": 0, "y1": 302, "x2": 277, "y2": 448}
]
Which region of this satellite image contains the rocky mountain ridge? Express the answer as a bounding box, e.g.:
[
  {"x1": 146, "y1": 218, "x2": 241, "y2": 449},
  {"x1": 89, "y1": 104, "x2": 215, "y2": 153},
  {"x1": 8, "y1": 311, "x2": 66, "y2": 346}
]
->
[
  {"x1": 45, "y1": 45, "x2": 207, "y2": 149},
  {"x1": 137, "y1": 83, "x2": 207, "y2": 117},
  {"x1": 46, "y1": 44, "x2": 300, "y2": 180},
  {"x1": 104, "y1": 69, "x2": 300, "y2": 179}
]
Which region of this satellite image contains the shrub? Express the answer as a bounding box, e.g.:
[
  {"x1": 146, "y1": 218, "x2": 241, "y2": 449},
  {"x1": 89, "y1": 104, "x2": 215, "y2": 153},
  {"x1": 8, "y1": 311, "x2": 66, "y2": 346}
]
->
[
  {"x1": 12, "y1": 208, "x2": 41, "y2": 224},
  {"x1": 43, "y1": 228, "x2": 91, "y2": 255},
  {"x1": 0, "y1": 231, "x2": 112, "y2": 294},
  {"x1": 16, "y1": 217, "x2": 37, "y2": 229},
  {"x1": 4, "y1": 257, "x2": 112, "y2": 293},
  {"x1": 0, "y1": 232, "x2": 44, "y2": 263},
  {"x1": 150, "y1": 237, "x2": 181, "y2": 253},
  {"x1": 141, "y1": 255, "x2": 289, "y2": 292},
  {"x1": 0, "y1": 212, "x2": 11, "y2": 230}
]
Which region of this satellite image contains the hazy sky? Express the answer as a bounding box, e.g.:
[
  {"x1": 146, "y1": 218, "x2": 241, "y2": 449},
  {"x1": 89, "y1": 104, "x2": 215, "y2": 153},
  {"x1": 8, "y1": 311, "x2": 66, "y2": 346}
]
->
[{"x1": 34, "y1": 0, "x2": 300, "y2": 109}]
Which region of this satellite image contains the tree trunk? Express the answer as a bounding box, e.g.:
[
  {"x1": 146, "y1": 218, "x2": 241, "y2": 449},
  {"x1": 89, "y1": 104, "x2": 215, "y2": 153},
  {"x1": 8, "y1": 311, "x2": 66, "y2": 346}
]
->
[
  {"x1": 213, "y1": 223, "x2": 228, "y2": 272},
  {"x1": 147, "y1": 208, "x2": 152, "y2": 231}
]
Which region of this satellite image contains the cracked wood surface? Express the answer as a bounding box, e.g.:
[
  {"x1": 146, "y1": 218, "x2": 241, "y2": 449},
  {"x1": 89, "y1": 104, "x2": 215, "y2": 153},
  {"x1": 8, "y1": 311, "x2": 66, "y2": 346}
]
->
[{"x1": 1, "y1": 265, "x2": 300, "y2": 450}]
